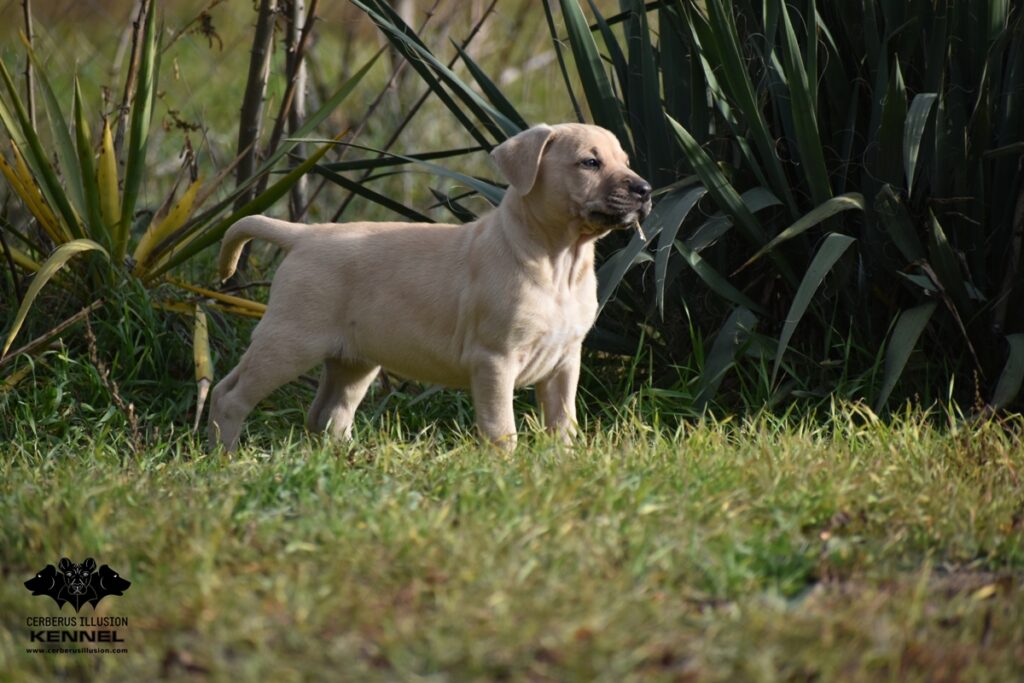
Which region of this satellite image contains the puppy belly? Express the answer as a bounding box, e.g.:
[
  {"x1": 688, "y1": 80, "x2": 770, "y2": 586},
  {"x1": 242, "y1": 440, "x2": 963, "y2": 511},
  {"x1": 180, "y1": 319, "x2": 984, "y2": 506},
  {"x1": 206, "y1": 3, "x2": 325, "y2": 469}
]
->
[
  {"x1": 346, "y1": 334, "x2": 471, "y2": 388},
  {"x1": 377, "y1": 358, "x2": 472, "y2": 389}
]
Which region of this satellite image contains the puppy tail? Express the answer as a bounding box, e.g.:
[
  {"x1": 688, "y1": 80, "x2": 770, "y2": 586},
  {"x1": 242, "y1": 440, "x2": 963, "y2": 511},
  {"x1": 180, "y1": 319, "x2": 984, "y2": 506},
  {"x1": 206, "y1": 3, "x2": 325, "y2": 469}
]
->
[{"x1": 219, "y1": 215, "x2": 304, "y2": 281}]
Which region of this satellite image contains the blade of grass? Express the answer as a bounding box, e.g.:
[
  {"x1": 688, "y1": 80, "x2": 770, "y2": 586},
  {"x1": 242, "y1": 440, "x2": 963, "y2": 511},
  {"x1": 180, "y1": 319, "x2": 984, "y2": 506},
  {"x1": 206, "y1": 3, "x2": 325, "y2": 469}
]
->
[
  {"x1": 697, "y1": 0, "x2": 798, "y2": 214},
  {"x1": 673, "y1": 240, "x2": 768, "y2": 316},
  {"x1": 319, "y1": 146, "x2": 484, "y2": 174},
  {"x1": 777, "y1": 0, "x2": 832, "y2": 205},
  {"x1": 542, "y1": 0, "x2": 585, "y2": 122},
  {"x1": 621, "y1": 0, "x2": 672, "y2": 184},
  {"x1": 667, "y1": 116, "x2": 767, "y2": 247},
  {"x1": 315, "y1": 139, "x2": 506, "y2": 206},
  {"x1": 735, "y1": 193, "x2": 865, "y2": 274},
  {"x1": 587, "y1": 0, "x2": 628, "y2": 94},
  {"x1": 874, "y1": 301, "x2": 937, "y2": 411},
  {"x1": 311, "y1": 164, "x2": 434, "y2": 223},
  {"x1": 558, "y1": 0, "x2": 635, "y2": 158},
  {"x1": 904, "y1": 93, "x2": 937, "y2": 196},
  {"x1": 429, "y1": 187, "x2": 477, "y2": 223},
  {"x1": 772, "y1": 233, "x2": 856, "y2": 383},
  {"x1": 696, "y1": 305, "x2": 759, "y2": 410},
  {"x1": 877, "y1": 57, "x2": 907, "y2": 188},
  {"x1": 73, "y1": 80, "x2": 105, "y2": 244},
  {"x1": 2, "y1": 241, "x2": 40, "y2": 272},
  {"x1": 595, "y1": 234, "x2": 653, "y2": 310},
  {"x1": 874, "y1": 185, "x2": 926, "y2": 263},
  {"x1": 450, "y1": 42, "x2": 528, "y2": 132},
  {"x1": 685, "y1": 188, "x2": 783, "y2": 252},
  {"x1": 166, "y1": 276, "x2": 267, "y2": 313},
  {"x1": 597, "y1": 182, "x2": 702, "y2": 309},
  {"x1": 927, "y1": 211, "x2": 972, "y2": 316},
  {"x1": 653, "y1": 185, "x2": 707, "y2": 315},
  {"x1": 667, "y1": 116, "x2": 801, "y2": 286},
  {"x1": 991, "y1": 333, "x2": 1024, "y2": 409},
  {"x1": 354, "y1": 0, "x2": 516, "y2": 142}
]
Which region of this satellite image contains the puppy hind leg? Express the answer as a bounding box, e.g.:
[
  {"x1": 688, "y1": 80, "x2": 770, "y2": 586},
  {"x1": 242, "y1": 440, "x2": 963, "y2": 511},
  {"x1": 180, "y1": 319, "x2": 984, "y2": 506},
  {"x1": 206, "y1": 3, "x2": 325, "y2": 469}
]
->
[
  {"x1": 307, "y1": 358, "x2": 380, "y2": 440},
  {"x1": 209, "y1": 336, "x2": 325, "y2": 451},
  {"x1": 307, "y1": 364, "x2": 334, "y2": 432}
]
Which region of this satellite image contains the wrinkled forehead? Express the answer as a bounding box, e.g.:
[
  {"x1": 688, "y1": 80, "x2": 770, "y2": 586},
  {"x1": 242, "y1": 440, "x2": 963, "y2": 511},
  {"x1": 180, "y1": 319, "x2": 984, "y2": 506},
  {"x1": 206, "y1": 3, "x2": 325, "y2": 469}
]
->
[{"x1": 553, "y1": 125, "x2": 630, "y2": 163}]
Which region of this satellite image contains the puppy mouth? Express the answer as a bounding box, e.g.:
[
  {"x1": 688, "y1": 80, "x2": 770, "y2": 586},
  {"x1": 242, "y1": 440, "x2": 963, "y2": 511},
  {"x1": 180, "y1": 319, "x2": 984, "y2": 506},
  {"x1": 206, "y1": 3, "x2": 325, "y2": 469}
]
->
[{"x1": 584, "y1": 200, "x2": 652, "y2": 231}]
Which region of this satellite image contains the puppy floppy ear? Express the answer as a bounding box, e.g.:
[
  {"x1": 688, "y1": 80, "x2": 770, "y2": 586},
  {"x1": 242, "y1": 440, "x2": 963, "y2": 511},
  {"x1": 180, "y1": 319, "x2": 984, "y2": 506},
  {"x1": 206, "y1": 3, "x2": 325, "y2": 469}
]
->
[{"x1": 490, "y1": 124, "x2": 555, "y2": 195}]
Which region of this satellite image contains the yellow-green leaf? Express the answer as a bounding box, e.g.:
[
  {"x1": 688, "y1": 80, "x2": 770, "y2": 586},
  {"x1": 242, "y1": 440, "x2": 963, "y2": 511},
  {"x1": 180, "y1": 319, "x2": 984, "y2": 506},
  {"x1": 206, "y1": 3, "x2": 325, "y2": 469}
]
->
[
  {"x1": 5, "y1": 243, "x2": 41, "y2": 272},
  {"x1": 166, "y1": 276, "x2": 267, "y2": 314},
  {"x1": 971, "y1": 584, "x2": 997, "y2": 601},
  {"x1": 133, "y1": 178, "x2": 202, "y2": 274},
  {"x1": 192, "y1": 304, "x2": 213, "y2": 431},
  {"x1": 2, "y1": 363, "x2": 34, "y2": 393},
  {"x1": 74, "y1": 79, "x2": 106, "y2": 244},
  {"x1": 0, "y1": 147, "x2": 62, "y2": 243},
  {"x1": 97, "y1": 118, "x2": 121, "y2": 235}
]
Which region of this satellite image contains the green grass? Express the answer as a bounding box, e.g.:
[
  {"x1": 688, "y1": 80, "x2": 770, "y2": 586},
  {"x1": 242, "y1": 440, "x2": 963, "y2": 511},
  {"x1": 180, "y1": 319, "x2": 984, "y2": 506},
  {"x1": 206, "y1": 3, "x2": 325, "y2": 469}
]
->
[{"x1": 2, "y1": 407, "x2": 1022, "y2": 681}]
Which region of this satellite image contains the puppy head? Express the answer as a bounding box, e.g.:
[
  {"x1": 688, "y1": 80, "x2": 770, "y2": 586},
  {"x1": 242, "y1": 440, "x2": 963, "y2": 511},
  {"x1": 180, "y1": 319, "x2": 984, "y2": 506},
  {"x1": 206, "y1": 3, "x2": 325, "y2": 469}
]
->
[{"x1": 491, "y1": 123, "x2": 652, "y2": 237}]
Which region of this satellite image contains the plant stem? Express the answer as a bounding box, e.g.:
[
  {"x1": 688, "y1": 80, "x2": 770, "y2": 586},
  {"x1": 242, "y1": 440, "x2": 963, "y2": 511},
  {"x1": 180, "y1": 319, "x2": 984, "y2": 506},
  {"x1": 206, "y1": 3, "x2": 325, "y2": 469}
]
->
[
  {"x1": 0, "y1": 215, "x2": 23, "y2": 308},
  {"x1": 115, "y1": 0, "x2": 151, "y2": 157},
  {"x1": 255, "y1": 0, "x2": 320, "y2": 208},
  {"x1": 21, "y1": 0, "x2": 35, "y2": 128},
  {"x1": 287, "y1": 0, "x2": 311, "y2": 220},
  {"x1": 232, "y1": 0, "x2": 279, "y2": 274},
  {"x1": 235, "y1": 0, "x2": 279, "y2": 210}
]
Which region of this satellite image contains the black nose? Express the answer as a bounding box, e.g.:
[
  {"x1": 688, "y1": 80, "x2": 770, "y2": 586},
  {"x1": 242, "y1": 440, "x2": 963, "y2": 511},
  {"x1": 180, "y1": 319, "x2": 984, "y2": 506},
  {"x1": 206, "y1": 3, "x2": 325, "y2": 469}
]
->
[{"x1": 629, "y1": 179, "x2": 652, "y2": 200}]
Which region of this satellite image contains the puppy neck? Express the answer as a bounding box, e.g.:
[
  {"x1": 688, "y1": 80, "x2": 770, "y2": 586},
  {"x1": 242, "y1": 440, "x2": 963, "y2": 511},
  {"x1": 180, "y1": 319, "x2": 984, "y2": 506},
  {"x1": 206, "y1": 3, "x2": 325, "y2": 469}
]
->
[
  {"x1": 499, "y1": 189, "x2": 592, "y2": 253},
  {"x1": 497, "y1": 190, "x2": 596, "y2": 289}
]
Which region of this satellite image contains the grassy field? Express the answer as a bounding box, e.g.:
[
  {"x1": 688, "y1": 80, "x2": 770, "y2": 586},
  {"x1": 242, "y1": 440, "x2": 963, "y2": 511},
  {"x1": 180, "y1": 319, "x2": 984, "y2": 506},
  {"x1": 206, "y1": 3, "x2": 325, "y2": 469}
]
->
[{"x1": 2, "y1": 408, "x2": 1023, "y2": 681}]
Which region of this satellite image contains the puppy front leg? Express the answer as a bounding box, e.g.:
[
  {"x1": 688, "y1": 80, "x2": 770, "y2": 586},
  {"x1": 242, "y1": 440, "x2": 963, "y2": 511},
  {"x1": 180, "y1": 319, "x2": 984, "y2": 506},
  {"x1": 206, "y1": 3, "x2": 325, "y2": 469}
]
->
[
  {"x1": 536, "y1": 349, "x2": 581, "y2": 444},
  {"x1": 470, "y1": 356, "x2": 517, "y2": 450}
]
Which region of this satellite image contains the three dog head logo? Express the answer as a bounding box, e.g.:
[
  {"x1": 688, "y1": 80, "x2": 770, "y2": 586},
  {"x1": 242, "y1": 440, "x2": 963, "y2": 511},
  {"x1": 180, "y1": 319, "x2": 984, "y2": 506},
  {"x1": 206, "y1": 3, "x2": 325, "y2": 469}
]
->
[{"x1": 24, "y1": 558, "x2": 131, "y2": 612}]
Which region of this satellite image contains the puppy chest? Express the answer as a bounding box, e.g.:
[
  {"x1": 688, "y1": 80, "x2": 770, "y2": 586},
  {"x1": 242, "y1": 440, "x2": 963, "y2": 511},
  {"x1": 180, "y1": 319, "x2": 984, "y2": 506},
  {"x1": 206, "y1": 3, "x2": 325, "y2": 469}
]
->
[
  {"x1": 536, "y1": 316, "x2": 591, "y2": 349},
  {"x1": 513, "y1": 309, "x2": 593, "y2": 385}
]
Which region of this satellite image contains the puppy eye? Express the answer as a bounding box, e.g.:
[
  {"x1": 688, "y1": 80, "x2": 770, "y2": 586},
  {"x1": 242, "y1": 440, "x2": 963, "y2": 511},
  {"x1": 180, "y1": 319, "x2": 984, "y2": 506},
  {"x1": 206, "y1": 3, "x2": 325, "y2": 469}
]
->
[{"x1": 580, "y1": 158, "x2": 602, "y2": 169}]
